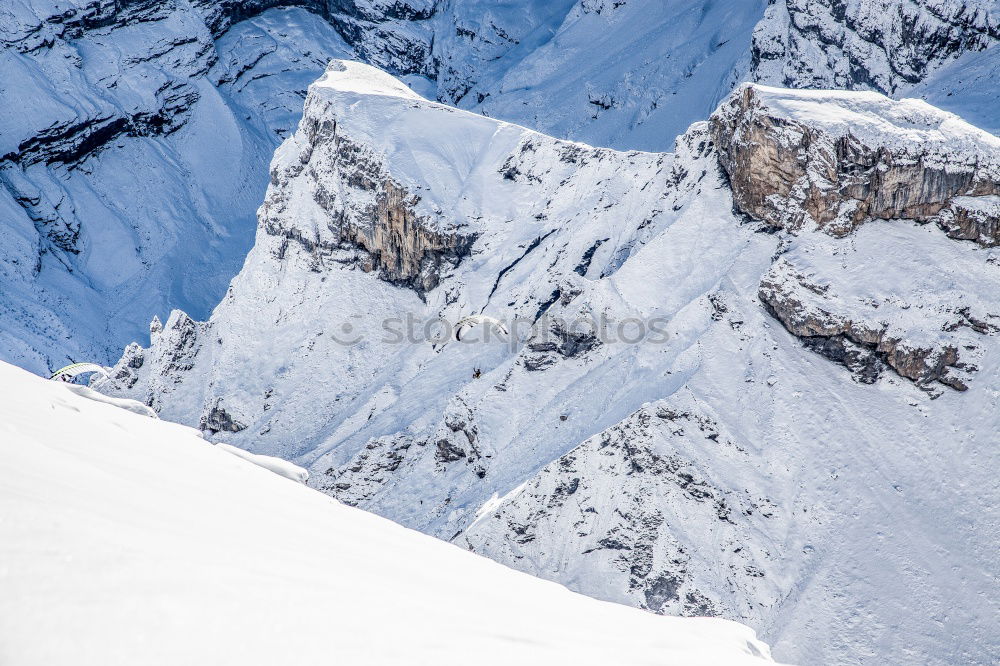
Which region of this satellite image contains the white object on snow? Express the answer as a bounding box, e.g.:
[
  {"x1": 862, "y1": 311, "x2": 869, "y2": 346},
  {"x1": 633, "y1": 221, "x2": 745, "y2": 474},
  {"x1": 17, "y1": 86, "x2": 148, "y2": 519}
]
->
[
  {"x1": 50, "y1": 362, "x2": 110, "y2": 383},
  {"x1": 62, "y1": 384, "x2": 158, "y2": 419},
  {"x1": 454, "y1": 315, "x2": 510, "y2": 342},
  {"x1": 216, "y1": 442, "x2": 309, "y2": 484}
]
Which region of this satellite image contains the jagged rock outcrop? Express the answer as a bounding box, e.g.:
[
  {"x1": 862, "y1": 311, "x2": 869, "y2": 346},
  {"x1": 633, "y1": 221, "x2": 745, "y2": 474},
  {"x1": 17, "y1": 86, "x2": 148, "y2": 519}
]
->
[
  {"x1": 461, "y1": 398, "x2": 785, "y2": 621},
  {"x1": 106, "y1": 310, "x2": 213, "y2": 419},
  {"x1": 712, "y1": 84, "x2": 1000, "y2": 244},
  {"x1": 932, "y1": 195, "x2": 1000, "y2": 246},
  {"x1": 708, "y1": 83, "x2": 1000, "y2": 392},
  {"x1": 758, "y1": 261, "x2": 991, "y2": 392},
  {"x1": 264, "y1": 96, "x2": 477, "y2": 293}
]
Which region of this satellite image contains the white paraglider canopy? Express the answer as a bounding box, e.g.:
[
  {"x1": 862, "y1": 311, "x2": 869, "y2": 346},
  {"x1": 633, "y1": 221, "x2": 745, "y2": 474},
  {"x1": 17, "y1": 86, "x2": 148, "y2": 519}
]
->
[
  {"x1": 454, "y1": 315, "x2": 509, "y2": 342},
  {"x1": 50, "y1": 362, "x2": 110, "y2": 383}
]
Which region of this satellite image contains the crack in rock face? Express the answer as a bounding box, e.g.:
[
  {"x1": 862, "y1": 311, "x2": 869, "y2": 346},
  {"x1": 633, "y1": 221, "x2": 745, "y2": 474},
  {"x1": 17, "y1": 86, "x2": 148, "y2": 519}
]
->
[{"x1": 711, "y1": 85, "x2": 1000, "y2": 246}]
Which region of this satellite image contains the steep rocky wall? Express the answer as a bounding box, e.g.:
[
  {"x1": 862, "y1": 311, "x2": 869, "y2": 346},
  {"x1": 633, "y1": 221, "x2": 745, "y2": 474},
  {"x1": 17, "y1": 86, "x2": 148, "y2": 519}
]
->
[
  {"x1": 262, "y1": 114, "x2": 476, "y2": 295},
  {"x1": 709, "y1": 84, "x2": 1000, "y2": 393},
  {"x1": 711, "y1": 85, "x2": 1000, "y2": 246}
]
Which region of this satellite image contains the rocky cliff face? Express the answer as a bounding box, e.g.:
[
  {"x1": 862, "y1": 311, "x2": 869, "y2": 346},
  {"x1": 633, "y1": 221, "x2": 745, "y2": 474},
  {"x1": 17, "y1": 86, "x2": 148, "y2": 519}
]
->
[
  {"x1": 758, "y1": 257, "x2": 994, "y2": 393},
  {"x1": 711, "y1": 86, "x2": 1000, "y2": 391},
  {"x1": 709, "y1": 84, "x2": 1000, "y2": 393},
  {"x1": 712, "y1": 84, "x2": 1000, "y2": 244},
  {"x1": 263, "y1": 89, "x2": 476, "y2": 294},
  {"x1": 95, "y1": 65, "x2": 1000, "y2": 666}
]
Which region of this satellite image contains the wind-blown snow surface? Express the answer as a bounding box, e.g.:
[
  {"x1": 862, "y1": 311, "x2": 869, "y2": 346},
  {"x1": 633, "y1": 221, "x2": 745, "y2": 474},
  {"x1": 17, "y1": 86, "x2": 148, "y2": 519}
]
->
[
  {"x1": 0, "y1": 360, "x2": 777, "y2": 666},
  {"x1": 446, "y1": 0, "x2": 769, "y2": 151},
  {"x1": 98, "y1": 62, "x2": 1000, "y2": 665}
]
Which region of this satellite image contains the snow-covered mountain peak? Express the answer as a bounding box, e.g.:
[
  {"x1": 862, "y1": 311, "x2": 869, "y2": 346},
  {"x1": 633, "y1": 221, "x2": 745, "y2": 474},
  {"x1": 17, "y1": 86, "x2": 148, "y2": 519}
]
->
[
  {"x1": 713, "y1": 83, "x2": 1000, "y2": 246},
  {"x1": 259, "y1": 55, "x2": 685, "y2": 308},
  {"x1": 314, "y1": 59, "x2": 424, "y2": 101},
  {"x1": 732, "y1": 82, "x2": 1000, "y2": 160}
]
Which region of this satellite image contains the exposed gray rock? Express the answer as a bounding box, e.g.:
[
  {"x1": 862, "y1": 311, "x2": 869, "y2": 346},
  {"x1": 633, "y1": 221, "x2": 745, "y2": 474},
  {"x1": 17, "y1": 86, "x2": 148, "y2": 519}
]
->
[
  {"x1": 930, "y1": 195, "x2": 1000, "y2": 247},
  {"x1": 100, "y1": 311, "x2": 210, "y2": 412},
  {"x1": 202, "y1": 401, "x2": 247, "y2": 433},
  {"x1": 758, "y1": 262, "x2": 985, "y2": 392},
  {"x1": 263, "y1": 115, "x2": 477, "y2": 295},
  {"x1": 460, "y1": 399, "x2": 785, "y2": 620},
  {"x1": 711, "y1": 85, "x2": 1000, "y2": 244}
]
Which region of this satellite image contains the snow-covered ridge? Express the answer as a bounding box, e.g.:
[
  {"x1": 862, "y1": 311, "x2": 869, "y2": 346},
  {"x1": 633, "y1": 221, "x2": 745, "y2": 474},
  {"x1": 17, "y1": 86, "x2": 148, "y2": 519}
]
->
[
  {"x1": 313, "y1": 59, "x2": 423, "y2": 100},
  {"x1": 745, "y1": 83, "x2": 1000, "y2": 161},
  {"x1": 9, "y1": 0, "x2": 1000, "y2": 381},
  {"x1": 97, "y1": 62, "x2": 1000, "y2": 665}
]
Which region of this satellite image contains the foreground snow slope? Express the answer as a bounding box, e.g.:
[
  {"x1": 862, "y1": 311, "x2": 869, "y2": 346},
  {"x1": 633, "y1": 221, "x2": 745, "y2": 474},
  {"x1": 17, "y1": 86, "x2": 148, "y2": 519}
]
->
[
  {"x1": 0, "y1": 360, "x2": 776, "y2": 666},
  {"x1": 98, "y1": 62, "x2": 1000, "y2": 665}
]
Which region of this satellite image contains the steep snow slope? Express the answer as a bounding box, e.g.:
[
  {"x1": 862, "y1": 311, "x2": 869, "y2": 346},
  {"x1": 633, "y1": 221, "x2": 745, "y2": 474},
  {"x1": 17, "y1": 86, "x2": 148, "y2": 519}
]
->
[
  {"x1": 0, "y1": 3, "x2": 356, "y2": 374},
  {"x1": 2, "y1": 0, "x2": 768, "y2": 376},
  {"x1": 750, "y1": 0, "x2": 1000, "y2": 93},
  {"x1": 441, "y1": 0, "x2": 769, "y2": 151},
  {"x1": 0, "y1": 360, "x2": 778, "y2": 666},
  {"x1": 908, "y1": 39, "x2": 1000, "y2": 136},
  {"x1": 97, "y1": 62, "x2": 1000, "y2": 665},
  {"x1": 442, "y1": 0, "x2": 1000, "y2": 151}
]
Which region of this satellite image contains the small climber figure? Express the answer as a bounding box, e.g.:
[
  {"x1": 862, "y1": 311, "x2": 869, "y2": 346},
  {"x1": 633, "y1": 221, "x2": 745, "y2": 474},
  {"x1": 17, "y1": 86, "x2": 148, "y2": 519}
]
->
[{"x1": 472, "y1": 368, "x2": 482, "y2": 379}]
